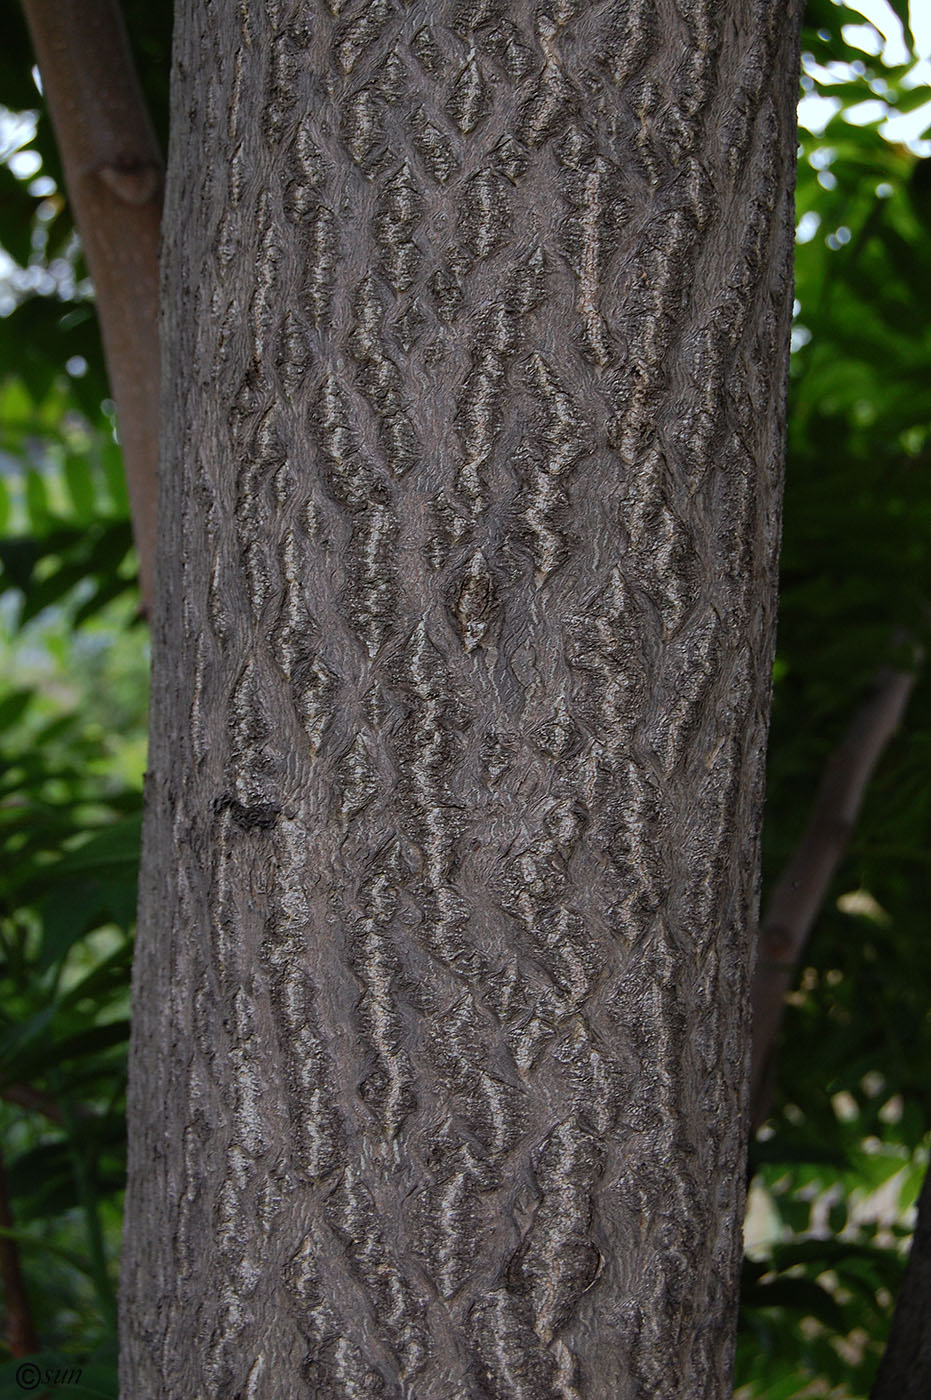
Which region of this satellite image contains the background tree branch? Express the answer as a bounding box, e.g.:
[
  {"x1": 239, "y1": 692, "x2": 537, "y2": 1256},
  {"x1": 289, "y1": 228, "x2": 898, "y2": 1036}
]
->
[
  {"x1": 0, "y1": 1146, "x2": 38, "y2": 1357},
  {"x1": 21, "y1": 0, "x2": 162, "y2": 615},
  {"x1": 750, "y1": 648, "x2": 920, "y2": 1131}
]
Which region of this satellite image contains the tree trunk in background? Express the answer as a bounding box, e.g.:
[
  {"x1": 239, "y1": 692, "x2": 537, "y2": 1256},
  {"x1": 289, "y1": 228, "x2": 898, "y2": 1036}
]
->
[
  {"x1": 121, "y1": 3, "x2": 802, "y2": 1395},
  {"x1": 871, "y1": 1162, "x2": 931, "y2": 1400}
]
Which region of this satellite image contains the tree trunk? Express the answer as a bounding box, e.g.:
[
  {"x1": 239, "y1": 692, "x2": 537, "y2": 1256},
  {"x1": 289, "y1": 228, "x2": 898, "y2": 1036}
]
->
[
  {"x1": 121, "y1": 4, "x2": 803, "y2": 1396},
  {"x1": 871, "y1": 1161, "x2": 931, "y2": 1400}
]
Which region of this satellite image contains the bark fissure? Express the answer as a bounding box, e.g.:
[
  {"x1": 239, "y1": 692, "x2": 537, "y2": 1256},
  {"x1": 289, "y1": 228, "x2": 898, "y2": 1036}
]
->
[{"x1": 122, "y1": 3, "x2": 803, "y2": 1395}]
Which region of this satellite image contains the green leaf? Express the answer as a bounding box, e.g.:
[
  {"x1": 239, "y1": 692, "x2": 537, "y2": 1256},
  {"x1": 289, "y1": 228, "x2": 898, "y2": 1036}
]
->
[
  {"x1": 742, "y1": 1276, "x2": 848, "y2": 1332},
  {"x1": 889, "y1": 87, "x2": 931, "y2": 115},
  {"x1": 0, "y1": 535, "x2": 40, "y2": 593},
  {"x1": 39, "y1": 877, "x2": 137, "y2": 971},
  {"x1": 57, "y1": 941, "x2": 134, "y2": 1012},
  {"x1": 0, "y1": 1003, "x2": 56, "y2": 1080},
  {"x1": 43, "y1": 814, "x2": 142, "y2": 878},
  {"x1": 64, "y1": 453, "x2": 97, "y2": 520},
  {"x1": 0, "y1": 686, "x2": 34, "y2": 728},
  {"x1": 0, "y1": 1225, "x2": 96, "y2": 1276},
  {"x1": 99, "y1": 442, "x2": 129, "y2": 515},
  {"x1": 50, "y1": 1020, "x2": 131, "y2": 1064},
  {"x1": 881, "y1": 0, "x2": 914, "y2": 48},
  {"x1": 24, "y1": 466, "x2": 51, "y2": 530},
  {"x1": 72, "y1": 568, "x2": 137, "y2": 626},
  {"x1": 0, "y1": 162, "x2": 36, "y2": 266}
]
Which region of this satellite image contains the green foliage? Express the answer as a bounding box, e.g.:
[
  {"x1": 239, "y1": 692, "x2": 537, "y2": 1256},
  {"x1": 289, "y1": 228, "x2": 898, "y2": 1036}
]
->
[
  {"x1": 0, "y1": 33, "x2": 149, "y2": 1378},
  {"x1": 737, "y1": 3, "x2": 931, "y2": 1395},
  {"x1": 0, "y1": 1, "x2": 929, "y2": 1395},
  {"x1": 0, "y1": 559, "x2": 143, "y2": 1392}
]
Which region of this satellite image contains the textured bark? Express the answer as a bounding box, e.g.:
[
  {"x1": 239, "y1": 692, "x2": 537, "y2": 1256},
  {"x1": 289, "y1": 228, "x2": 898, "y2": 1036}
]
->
[{"x1": 121, "y1": 3, "x2": 803, "y2": 1396}]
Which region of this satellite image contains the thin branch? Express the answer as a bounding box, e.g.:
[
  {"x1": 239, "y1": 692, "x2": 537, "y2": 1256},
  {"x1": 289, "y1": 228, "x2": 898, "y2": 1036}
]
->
[
  {"x1": 2, "y1": 1083, "x2": 100, "y2": 1124},
  {"x1": 0, "y1": 1145, "x2": 39, "y2": 1357},
  {"x1": 871, "y1": 1156, "x2": 931, "y2": 1398},
  {"x1": 22, "y1": 0, "x2": 162, "y2": 616},
  {"x1": 750, "y1": 650, "x2": 920, "y2": 1131},
  {"x1": 2, "y1": 1084, "x2": 64, "y2": 1125}
]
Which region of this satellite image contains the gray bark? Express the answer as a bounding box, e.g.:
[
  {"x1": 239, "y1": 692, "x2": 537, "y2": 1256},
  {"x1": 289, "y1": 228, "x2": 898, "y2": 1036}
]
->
[{"x1": 120, "y1": 3, "x2": 803, "y2": 1396}]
